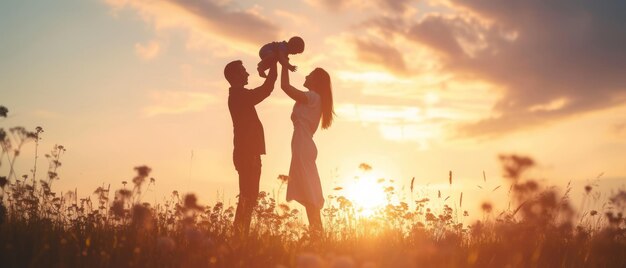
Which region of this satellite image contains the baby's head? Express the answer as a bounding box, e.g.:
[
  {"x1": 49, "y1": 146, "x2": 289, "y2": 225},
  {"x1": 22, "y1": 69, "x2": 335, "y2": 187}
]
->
[{"x1": 287, "y1": 36, "x2": 305, "y2": 54}]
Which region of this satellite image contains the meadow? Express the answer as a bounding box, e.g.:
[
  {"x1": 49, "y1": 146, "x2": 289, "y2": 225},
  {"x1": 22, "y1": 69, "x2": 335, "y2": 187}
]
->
[{"x1": 1, "y1": 107, "x2": 625, "y2": 268}]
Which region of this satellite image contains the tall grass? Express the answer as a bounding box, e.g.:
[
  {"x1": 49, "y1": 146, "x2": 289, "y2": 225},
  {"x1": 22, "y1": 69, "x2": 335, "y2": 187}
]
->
[{"x1": 1, "y1": 106, "x2": 625, "y2": 267}]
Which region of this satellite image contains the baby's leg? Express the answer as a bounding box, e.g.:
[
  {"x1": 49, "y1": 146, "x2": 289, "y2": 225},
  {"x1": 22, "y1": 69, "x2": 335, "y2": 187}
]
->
[{"x1": 257, "y1": 53, "x2": 276, "y2": 78}]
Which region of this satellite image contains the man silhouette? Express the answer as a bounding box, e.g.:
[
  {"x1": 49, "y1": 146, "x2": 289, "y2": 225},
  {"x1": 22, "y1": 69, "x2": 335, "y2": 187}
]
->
[{"x1": 224, "y1": 60, "x2": 277, "y2": 236}]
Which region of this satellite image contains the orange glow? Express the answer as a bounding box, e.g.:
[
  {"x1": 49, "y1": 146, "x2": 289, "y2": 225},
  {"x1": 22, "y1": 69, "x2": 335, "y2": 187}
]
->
[{"x1": 344, "y1": 174, "x2": 387, "y2": 217}]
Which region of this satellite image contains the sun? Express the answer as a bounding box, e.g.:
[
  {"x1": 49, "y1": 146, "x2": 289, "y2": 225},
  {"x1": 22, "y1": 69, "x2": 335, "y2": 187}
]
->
[{"x1": 345, "y1": 174, "x2": 388, "y2": 217}]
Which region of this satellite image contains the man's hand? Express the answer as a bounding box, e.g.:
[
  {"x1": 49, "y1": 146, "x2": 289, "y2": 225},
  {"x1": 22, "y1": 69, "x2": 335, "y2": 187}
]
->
[
  {"x1": 266, "y1": 62, "x2": 278, "y2": 81},
  {"x1": 248, "y1": 62, "x2": 277, "y2": 105}
]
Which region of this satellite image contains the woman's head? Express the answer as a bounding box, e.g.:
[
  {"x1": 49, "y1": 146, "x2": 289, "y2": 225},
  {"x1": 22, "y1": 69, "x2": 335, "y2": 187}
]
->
[{"x1": 304, "y1": 68, "x2": 334, "y2": 129}]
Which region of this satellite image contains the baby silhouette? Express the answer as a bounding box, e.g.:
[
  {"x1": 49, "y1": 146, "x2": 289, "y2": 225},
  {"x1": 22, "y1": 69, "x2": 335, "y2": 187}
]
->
[{"x1": 257, "y1": 36, "x2": 304, "y2": 78}]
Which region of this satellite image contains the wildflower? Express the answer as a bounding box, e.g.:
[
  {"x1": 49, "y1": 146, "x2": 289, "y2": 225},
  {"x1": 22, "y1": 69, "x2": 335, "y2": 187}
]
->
[
  {"x1": 499, "y1": 154, "x2": 535, "y2": 181},
  {"x1": 425, "y1": 212, "x2": 436, "y2": 222},
  {"x1": 416, "y1": 198, "x2": 430, "y2": 204},
  {"x1": 609, "y1": 190, "x2": 626, "y2": 209},
  {"x1": 25, "y1": 131, "x2": 38, "y2": 139},
  {"x1": 132, "y1": 165, "x2": 151, "y2": 188},
  {"x1": 481, "y1": 202, "x2": 493, "y2": 213},
  {"x1": 94, "y1": 187, "x2": 105, "y2": 195},
  {"x1": 131, "y1": 204, "x2": 152, "y2": 230},
  {"x1": 48, "y1": 171, "x2": 58, "y2": 180},
  {"x1": 118, "y1": 189, "x2": 132, "y2": 199},
  {"x1": 277, "y1": 174, "x2": 289, "y2": 183},
  {"x1": 183, "y1": 193, "x2": 202, "y2": 210},
  {"x1": 134, "y1": 165, "x2": 151, "y2": 177},
  {"x1": 111, "y1": 200, "x2": 125, "y2": 218},
  {"x1": 605, "y1": 212, "x2": 623, "y2": 225},
  {"x1": 359, "y1": 163, "x2": 372, "y2": 171},
  {"x1": 0, "y1": 106, "x2": 8, "y2": 117},
  {"x1": 279, "y1": 203, "x2": 290, "y2": 212}
]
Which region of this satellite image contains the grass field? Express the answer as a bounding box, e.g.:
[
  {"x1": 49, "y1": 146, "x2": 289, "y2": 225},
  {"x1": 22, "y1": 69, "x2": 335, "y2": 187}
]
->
[{"x1": 1, "y1": 119, "x2": 625, "y2": 268}]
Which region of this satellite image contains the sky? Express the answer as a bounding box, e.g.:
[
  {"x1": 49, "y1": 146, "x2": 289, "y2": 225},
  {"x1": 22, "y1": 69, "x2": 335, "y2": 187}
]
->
[{"x1": 1, "y1": 0, "x2": 625, "y2": 215}]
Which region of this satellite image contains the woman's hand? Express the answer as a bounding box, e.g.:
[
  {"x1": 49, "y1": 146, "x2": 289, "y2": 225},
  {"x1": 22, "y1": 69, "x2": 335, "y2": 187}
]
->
[{"x1": 281, "y1": 65, "x2": 307, "y2": 103}]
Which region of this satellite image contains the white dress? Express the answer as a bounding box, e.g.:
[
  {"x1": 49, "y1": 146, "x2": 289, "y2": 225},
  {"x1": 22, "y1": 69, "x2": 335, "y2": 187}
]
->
[{"x1": 286, "y1": 91, "x2": 324, "y2": 209}]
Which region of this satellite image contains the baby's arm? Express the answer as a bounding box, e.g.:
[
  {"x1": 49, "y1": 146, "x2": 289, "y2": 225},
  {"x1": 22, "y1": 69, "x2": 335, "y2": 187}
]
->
[{"x1": 277, "y1": 50, "x2": 297, "y2": 72}]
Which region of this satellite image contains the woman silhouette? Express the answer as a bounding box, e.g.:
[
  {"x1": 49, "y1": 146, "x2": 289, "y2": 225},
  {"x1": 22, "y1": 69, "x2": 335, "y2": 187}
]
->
[{"x1": 280, "y1": 65, "x2": 334, "y2": 235}]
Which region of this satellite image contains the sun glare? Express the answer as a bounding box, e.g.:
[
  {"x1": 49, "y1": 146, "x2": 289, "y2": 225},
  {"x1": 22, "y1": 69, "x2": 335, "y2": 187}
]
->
[
  {"x1": 424, "y1": 92, "x2": 440, "y2": 105},
  {"x1": 345, "y1": 174, "x2": 388, "y2": 217}
]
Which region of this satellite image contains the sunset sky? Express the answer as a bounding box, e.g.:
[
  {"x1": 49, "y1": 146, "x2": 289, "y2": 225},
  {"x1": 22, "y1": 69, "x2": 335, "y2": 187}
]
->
[{"x1": 2, "y1": 0, "x2": 625, "y2": 214}]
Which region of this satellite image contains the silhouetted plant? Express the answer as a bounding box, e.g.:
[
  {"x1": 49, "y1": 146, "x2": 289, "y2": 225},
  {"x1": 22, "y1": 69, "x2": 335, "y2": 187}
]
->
[{"x1": 0, "y1": 110, "x2": 625, "y2": 267}]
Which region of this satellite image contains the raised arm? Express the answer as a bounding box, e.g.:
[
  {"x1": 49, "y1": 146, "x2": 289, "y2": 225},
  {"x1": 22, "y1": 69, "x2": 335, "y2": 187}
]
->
[
  {"x1": 277, "y1": 51, "x2": 295, "y2": 71},
  {"x1": 247, "y1": 62, "x2": 278, "y2": 105},
  {"x1": 281, "y1": 65, "x2": 307, "y2": 103}
]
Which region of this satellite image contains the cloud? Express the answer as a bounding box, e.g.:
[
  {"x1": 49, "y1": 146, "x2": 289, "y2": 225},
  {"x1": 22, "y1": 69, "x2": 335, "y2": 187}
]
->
[
  {"x1": 143, "y1": 90, "x2": 217, "y2": 117},
  {"x1": 169, "y1": 0, "x2": 279, "y2": 45},
  {"x1": 352, "y1": 39, "x2": 408, "y2": 75},
  {"x1": 402, "y1": 0, "x2": 626, "y2": 137},
  {"x1": 613, "y1": 122, "x2": 626, "y2": 138},
  {"x1": 273, "y1": 9, "x2": 311, "y2": 28},
  {"x1": 407, "y1": 15, "x2": 477, "y2": 59},
  {"x1": 337, "y1": 103, "x2": 423, "y2": 124},
  {"x1": 357, "y1": 17, "x2": 407, "y2": 39},
  {"x1": 304, "y1": 0, "x2": 353, "y2": 12},
  {"x1": 305, "y1": 0, "x2": 415, "y2": 13},
  {"x1": 346, "y1": 16, "x2": 444, "y2": 77},
  {"x1": 105, "y1": 0, "x2": 280, "y2": 52},
  {"x1": 377, "y1": 0, "x2": 414, "y2": 14},
  {"x1": 134, "y1": 40, "x2": 161, "y2": 60},
  {"x1": 336, "y1": 103, "x2": 446, "y2": 148}
]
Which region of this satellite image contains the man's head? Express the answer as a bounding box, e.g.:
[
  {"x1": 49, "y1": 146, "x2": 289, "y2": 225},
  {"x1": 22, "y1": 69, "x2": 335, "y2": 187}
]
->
[
  {"x1": 287, "y1": 36, "x2": 305, "y2": 54},
  {"x1": 224, "y1": 60, "x2": 249, "y2": 87}
]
